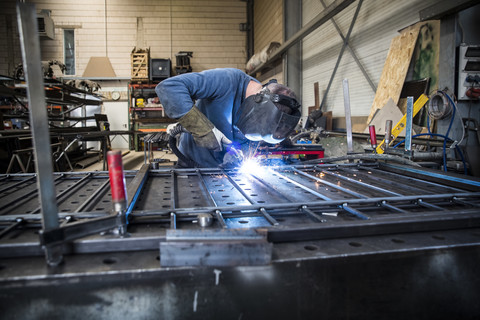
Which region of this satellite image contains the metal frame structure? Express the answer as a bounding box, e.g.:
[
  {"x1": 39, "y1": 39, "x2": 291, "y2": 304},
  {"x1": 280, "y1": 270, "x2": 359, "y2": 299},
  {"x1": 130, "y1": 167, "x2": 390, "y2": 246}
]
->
[{"x1": 1, "y1": 162, "x2": 479, "y2": 257}]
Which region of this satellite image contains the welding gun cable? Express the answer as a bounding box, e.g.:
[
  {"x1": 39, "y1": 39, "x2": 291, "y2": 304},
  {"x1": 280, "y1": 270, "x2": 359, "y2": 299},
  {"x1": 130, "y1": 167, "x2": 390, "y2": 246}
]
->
[
  {"x1": 392, "y1": 133, "x2": 467, "y2": 175},
  {"x1": 168, "y1": 125, "x2": 198, "y2": 168}
]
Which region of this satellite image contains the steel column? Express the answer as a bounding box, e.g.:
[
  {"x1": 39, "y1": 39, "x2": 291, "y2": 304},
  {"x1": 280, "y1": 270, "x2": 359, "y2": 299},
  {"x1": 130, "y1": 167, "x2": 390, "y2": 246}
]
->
[{"x1": 17, "y1": 2, "x2": 62, "y2": 266}]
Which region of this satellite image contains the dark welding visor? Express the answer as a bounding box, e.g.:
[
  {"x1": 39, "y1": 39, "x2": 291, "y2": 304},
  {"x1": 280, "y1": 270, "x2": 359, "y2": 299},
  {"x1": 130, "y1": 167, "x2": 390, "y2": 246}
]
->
[{"x1": 236, "y1": 91, "x2": 301, "y2": 144}]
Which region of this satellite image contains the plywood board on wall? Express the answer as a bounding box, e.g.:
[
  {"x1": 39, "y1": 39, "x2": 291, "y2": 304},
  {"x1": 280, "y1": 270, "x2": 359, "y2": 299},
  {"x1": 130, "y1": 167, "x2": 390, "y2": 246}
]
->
[{"x1": 366, "y1": 21, "x2": 425, "y2": 125}]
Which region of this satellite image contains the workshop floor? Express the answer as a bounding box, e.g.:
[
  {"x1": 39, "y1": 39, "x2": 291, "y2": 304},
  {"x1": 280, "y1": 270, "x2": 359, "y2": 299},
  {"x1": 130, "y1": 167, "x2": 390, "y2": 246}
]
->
[{"x1": 74, "y1": 150, "x2": 178, "y2": 172}]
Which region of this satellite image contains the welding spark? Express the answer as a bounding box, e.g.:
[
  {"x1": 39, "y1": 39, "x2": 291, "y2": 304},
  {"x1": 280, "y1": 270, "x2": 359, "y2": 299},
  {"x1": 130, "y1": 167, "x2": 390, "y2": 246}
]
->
[{"x1": 239, "y1": 158, "x2": 264, "y2": 176}]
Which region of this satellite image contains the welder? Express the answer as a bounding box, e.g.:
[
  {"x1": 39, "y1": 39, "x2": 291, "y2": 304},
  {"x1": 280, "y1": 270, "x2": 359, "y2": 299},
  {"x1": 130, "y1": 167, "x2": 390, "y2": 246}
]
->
[{"x1": 155, "y1": 68, "x2": 301, "y2": 168}]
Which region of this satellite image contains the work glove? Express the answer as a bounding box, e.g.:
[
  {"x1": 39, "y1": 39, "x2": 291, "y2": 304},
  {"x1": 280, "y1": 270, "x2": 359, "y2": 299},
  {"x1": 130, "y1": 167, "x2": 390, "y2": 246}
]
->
[
  {"x1": 220, "y1": 146, "x2": 245, "y2": 168},
  {"x1": 166, "y1": 122, "x2": 182, "y2": 136},
  {"x1": 178, "y1": 106, "x2": 232, "y2": 152}
]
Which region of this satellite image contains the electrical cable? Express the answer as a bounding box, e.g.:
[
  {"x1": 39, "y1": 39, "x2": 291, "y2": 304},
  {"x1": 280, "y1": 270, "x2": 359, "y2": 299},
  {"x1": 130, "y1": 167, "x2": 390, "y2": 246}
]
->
[
  {"x1": 301, "y1": 153, "x2": 421, "y2": 167},
  {"x1": 424, "y1": 90, "x2": 466, "y2": 173},
  {"x1": 439, "y1": 91, "x2": 456, "y2": 172}
]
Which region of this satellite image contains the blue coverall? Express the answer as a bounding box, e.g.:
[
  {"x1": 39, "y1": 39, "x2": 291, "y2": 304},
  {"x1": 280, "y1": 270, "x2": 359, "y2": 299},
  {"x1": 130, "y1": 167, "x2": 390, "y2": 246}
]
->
[{"x1": 156, "y1": 68, "x2": 260, "y2": 167}]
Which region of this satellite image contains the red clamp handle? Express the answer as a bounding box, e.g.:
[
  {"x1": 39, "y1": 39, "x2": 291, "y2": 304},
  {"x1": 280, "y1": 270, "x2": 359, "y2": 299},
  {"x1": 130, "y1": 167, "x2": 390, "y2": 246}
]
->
[
  {"x1": 369, "y1": 125, "x2": 377, "y2": 148},
  {"x1": 107, "y1": 150, "x2": 127, "y2": 206}
]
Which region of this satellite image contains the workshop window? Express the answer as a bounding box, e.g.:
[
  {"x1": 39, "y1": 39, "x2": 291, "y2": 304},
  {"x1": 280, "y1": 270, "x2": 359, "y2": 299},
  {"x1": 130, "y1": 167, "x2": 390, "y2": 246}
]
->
[{"x1": 64, "y1": 29, "x2": 75, "y2": 75}]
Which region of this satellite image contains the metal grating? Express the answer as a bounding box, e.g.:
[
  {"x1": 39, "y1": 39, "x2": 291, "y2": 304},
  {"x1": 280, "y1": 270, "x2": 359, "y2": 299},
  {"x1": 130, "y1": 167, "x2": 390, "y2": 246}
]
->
[{"x1": 1, "y1": 162, "x2": 479, "y2": 257}]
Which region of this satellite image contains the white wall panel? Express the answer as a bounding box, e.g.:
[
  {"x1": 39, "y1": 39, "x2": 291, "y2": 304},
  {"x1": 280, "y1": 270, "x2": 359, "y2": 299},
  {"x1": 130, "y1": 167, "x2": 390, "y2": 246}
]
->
[
  {"x1": 302, "y1": 0, "x2": 440, "y2": 117},
  {"x1": 0, "y1": 0, "x2": 247, "y2": 77}
]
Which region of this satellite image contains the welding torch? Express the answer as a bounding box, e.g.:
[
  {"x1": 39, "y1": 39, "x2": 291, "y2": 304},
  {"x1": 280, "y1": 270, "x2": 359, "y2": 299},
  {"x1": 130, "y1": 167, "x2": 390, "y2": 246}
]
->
[{"x1": 220, "y1": 144, "x2": 244, "y2": 168}]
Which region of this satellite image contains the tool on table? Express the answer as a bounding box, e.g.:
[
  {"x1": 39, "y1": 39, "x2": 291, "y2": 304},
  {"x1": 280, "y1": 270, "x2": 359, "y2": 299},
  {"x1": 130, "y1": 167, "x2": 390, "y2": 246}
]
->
[
  {"x1": 376, "y1": 94, "x2": 429, "y2": 154},
  {"x1": 220, "y1": 145, "x2": 244, "y2": 168},
  {"x1": 107, "y1": 150, "x2": 128, "y2": 236},
  {"x1": 384, "y1": 120, "x2": 393, "y2": 151},
  {"x1": 368, "y1": 125, "x2": 377, "y2": 152}
]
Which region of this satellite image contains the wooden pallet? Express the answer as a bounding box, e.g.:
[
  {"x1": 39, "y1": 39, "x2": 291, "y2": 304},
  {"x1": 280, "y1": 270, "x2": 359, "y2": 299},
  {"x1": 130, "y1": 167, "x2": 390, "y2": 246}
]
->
[{"x1": 131, "y1": 47, "x2": 150, "y2": 80}]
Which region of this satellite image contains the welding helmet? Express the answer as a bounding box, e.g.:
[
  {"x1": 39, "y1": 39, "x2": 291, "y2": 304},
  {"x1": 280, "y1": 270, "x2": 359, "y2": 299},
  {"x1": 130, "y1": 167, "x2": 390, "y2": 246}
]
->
[{"x1": 236, "y1": 87, "x2": 301, "y2": 144}]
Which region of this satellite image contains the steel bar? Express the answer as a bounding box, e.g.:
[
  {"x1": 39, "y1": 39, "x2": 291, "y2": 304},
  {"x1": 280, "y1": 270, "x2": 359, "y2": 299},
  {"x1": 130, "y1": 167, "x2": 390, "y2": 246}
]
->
[
  {"x1": 60, "y1": 215, "x2": 74, "y2": 227},
  {"x1": 452, "y1": 197, "x2": 480, "y2": 208},
  {"x1": 301, "y1": 205, "x2": 325, "y2": 222},
  {"x1": 4, "y1": 210, "x2": 480, "y2": 259},
  {"x1": 126, "y1": 164, "x2": 150, "y2": 215},
  {"x1": 343, "y1": 79, "x2": 354, "y2": 154},
  {"x1": 170, "y1": 212, "x2": 176, "y2": 229},
  {"x1": 340, "y1": 167, "x2": 427, "y2": 195},
  {"x1": 131, "y1": 192, "x2": 480, "y2": 218},
  {"x1": 384, "y1": 120, "x2": 393, "y2": 151},
  {"x1": 259, "y1": 207, "x2": 279, "y2": 226},
  {"x1": 405, "y1": 96, "x2": 414, "y2": 152},
  {"x1": 39, "y1": 214, "x2": 121, "y2": 246},
  {"x1": 0, "y1": 212, "x2": 109, "y2": 222},
  {"x1": 223, "y1": 171, "x2": 279, "y2": 225},
  {"x1": 380, "y1": 201, "x2": 408, "y2": 213},
  {"x1": 17, "y1": 2, "x2": 62, "y2": 266},
  {"x1": 3, "y1": 210, "x2": 480, "y2": 259},
  {"x1": 214, "y1": 210, "x2": 227, "y2": 229},
  {"x1": 248, "y1": 0, "x2": 355, "y2": 75},
  {"x1": 195, "y1": 170, "x2": 217, "y2": 207},
  {"x1": 267, "y1": 210, "x2": 480, "y2": 243},
  {"x1": 319, "y1": 168, "x2": 402, "y2": 196},
  {"x1": 170, "y1": 170, "x2": 177, "y2": 209},
  {"x1": 0, "y1": 175, "x2": 36, "y2": 196},
  {"x1": 320, "y1": 0, "x2": 364, "y2": 110},
  {"x1": 379, "y1": 163, "x2": 480, "y2": 192},
  {"x1": 0, "y1": 218, "x2": 24, "y2": 239},
  {"x1": 249, "y1": 173, "x2": 293, "y2": 202},
  {"x1": 222, "y1": 170, "x2": 257, "y2": 204},
  {"x1": 269, "y1": 168, "x2": 332, "y2": 200},
  {"x1": 291, "y1": 167, "x2": 368, "y2": 199},
  {"x1": 417, "y1": 199, "x2": 447, "y2": 211},
  {"x1": 30, "y1": 173, "x2": 92, "y2": 214},
  {"x1": 340, "y1": 203, "x2": 370, "y2": 220},
  {"x1": 74, "y1": 179, "x2": 111, "y2": 213},
  {"x1": 359, "y1": 166, "x2": 466, "y2": 193},
  {"x1": 0, "y1": 175, "x2": 64, "y2": 214}
]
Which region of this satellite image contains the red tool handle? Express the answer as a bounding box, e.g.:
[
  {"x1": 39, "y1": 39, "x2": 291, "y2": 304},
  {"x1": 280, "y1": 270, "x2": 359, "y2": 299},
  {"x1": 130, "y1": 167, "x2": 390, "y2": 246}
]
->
[
  {"x1": 107, "y1": 150, "x2": 127, "y2": 205},
  {"x1": 369, "y1": 125, "x2": 377, "y2": 148}
]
